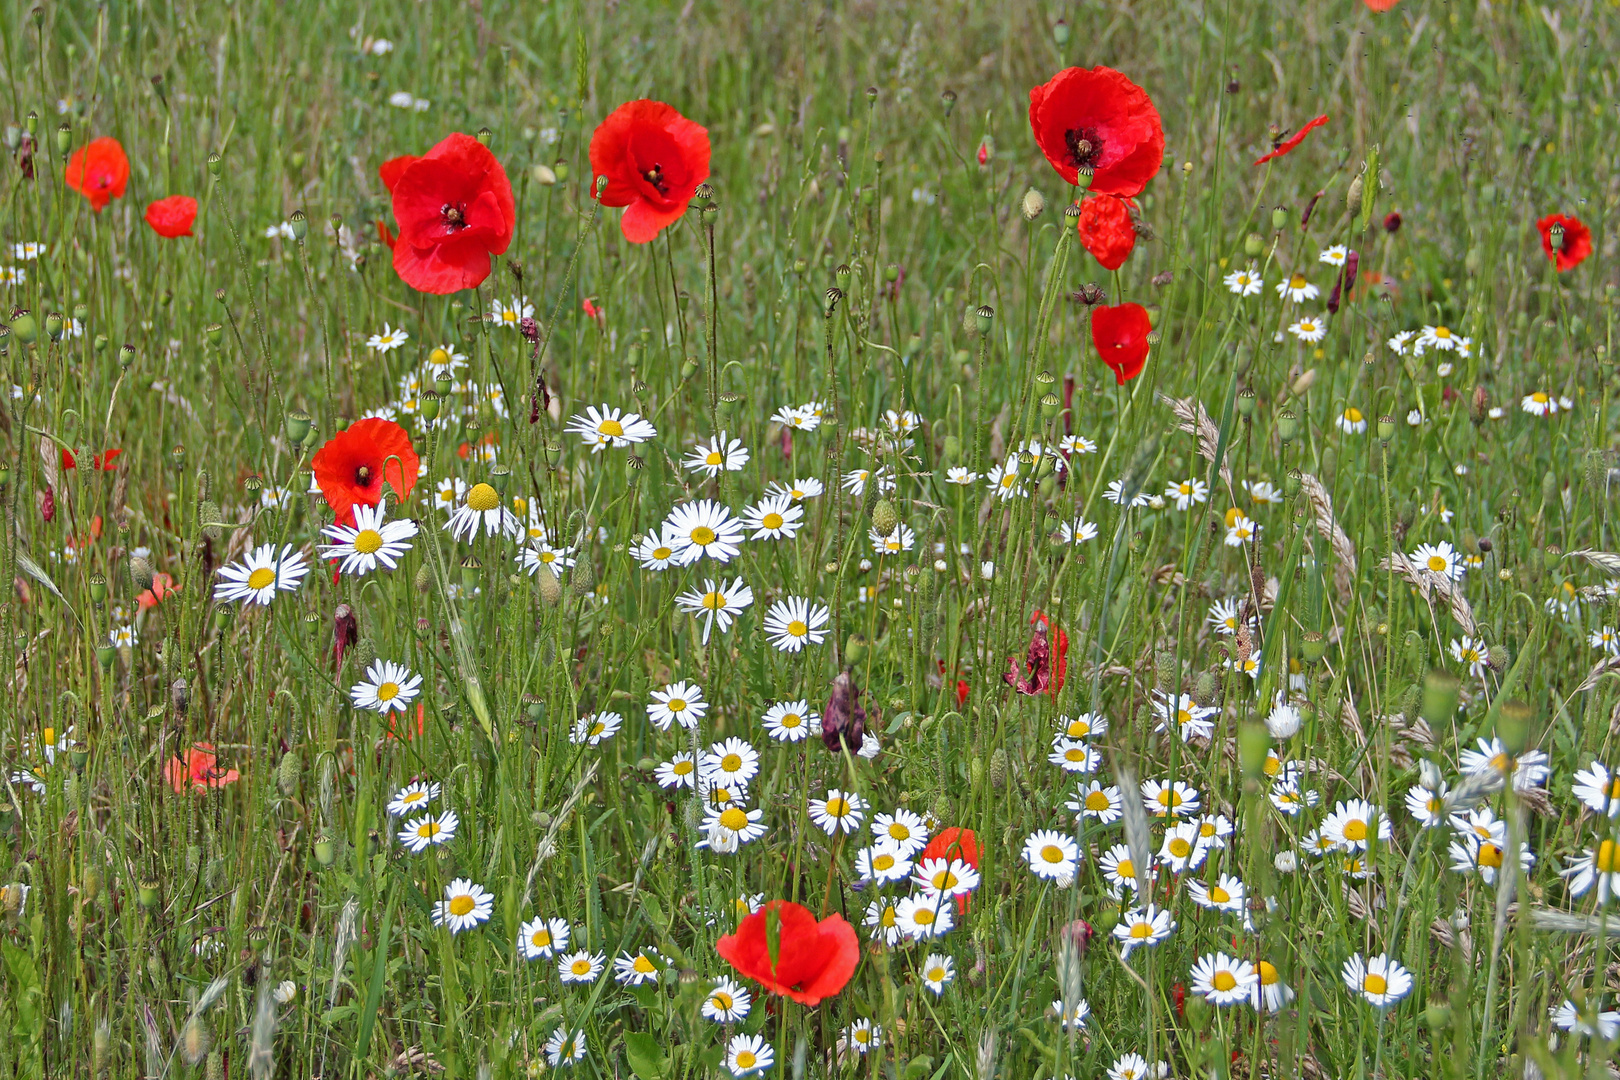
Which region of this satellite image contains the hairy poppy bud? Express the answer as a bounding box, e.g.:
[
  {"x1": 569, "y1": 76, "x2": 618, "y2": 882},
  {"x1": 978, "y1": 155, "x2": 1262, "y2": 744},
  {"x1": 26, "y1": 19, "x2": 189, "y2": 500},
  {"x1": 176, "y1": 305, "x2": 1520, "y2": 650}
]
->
[
  {"x1": 129, "y1": 554, "x2": 156, "y2": 593},
  {"x1": 1021, "y1": 188, "x2": 1045, "y2": 220},
  {"x1": 570, "y1": 554, "x2": 596, "y2": 597},
  {"x1": 538, "y1": 564, "x2": 562, "y2": 606},
  {"x1": 1420, "y1": 671, "x2": 1460, "y2": 727},
  {"x1": 871, "y1": 498, "x2": 898, "y2": 537},
  {"x1": 277, "y1": 751, "x2": 302, "y2": 798}
]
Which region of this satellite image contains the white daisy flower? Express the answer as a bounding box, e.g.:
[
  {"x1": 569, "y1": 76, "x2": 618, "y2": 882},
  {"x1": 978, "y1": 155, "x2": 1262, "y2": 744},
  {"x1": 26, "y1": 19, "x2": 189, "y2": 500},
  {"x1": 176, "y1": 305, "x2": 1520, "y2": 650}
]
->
[
  {"x1": 664, "y1": 499, "x2": 745, "y2": 566},
  {"x1": 702, "y1": 978, "x2": 752, "y2": 1023},
  {"x1": 432, "y1": 879, "x2": 493, "y2": 934},
  {"x1": 724, "y1": 1034, "x2": 774, "y2": 1078},
  {"x1": 1319, "y1": 244, "x2": 1347, "y2": 266},
  {"x1": 894, "y1": 895, "x2": 952, "y2": 940},
  {"x1": 349, "y1": 660, "x2": 423, "y2": 714},
  {"x1": 488, "y1": 295, "x2": 534, "y2": 328},
  {"x1": 519, "y1": 917, "x2": 571, "y2": 960},
  {"x1": 565, "y1": 404, "x2": 657, "y2": 452},
  {"x1": 632, "y1": 527, "x2": 683, "y2": 571},
  {"x1": 386, "y1": 780, "x2": 440, "y2": 817},
  {"x1": 673, "y1": 577, "x2": 754, "y2": 644},
  {"x1": 1416, "y1": 324, "x2": 1459, "y2": 353},
  {"x1": 1288, "y1": 316, "x2": 1327, "y2": 343},
  {"x1": 1223, "y1": 264, "x2": 1263, "y2": 296},
  {"x1": 365, "y1": 324, "x2": 409, "y2": 352},
  {"x1": 544, "y1": 1028, "x2": 587, "y2": 1068},
  {"x1": 398, "y1": 810, "x2": 459, "y2": 853},
  {"x1": 762, "y1": 700, "x2": 815, "y2": 742},
  {"x1": 214, "y1": 543, "x2": 310, "y2": 605},
  {"x1": 444, "y1": 482, "x2": 520, "y2": 541},
  {"x1": 919, "y1": 954, "x2": 955, "y2": 995},
  {"x1": 320, "y1": 503, "x2": 418, "y2": 576},
  {"x1": 570, "y1": 711, "x2": 623, "y2": 746},
  {"x1": 557, "y1": 950, "x2": 606, "y2": 984},
  {"x1": 1022, "y1": 830, "x2": 1080, "y2": 881},
  {"x1": 654, "y1": 753, "x2": 699, "y2": 790},
  {"x1": 1275, "y1": 274, "x2": 1319, "y2": 303},
  {"x1": 762, "y1": 596, "x2": 830, "y2": 653},
  {"x1": 685, "y1": 432, "x2": 751, "y2": 477},
  {"x1": 1341, "y1": 953, "x2": 1412, "y2": 1009},
  {"x1": 1113, "y1": 905, "x2": 1175, "y2": 959},
  {"x1": 1190, "y1": 952, "x2": 1257, "y2": 1007},
  {"x1": 808, "y1": 788, "x2": 867, "y2": 835}
]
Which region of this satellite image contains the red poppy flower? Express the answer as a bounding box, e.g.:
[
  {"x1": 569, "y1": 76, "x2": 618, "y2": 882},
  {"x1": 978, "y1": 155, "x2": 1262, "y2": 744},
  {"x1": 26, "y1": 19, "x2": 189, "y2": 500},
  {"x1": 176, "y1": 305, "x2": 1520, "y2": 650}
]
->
[
  {"x1": 921, "y1": 827, "x2": 980, "y2": 914},
  {"x1": 1004, "y1": 610, "x2": 1069, "y2": 699},
  {"x1": 1091, "y1": 302, "x2": 1152, "y2": 385},
  {"x1": 715, "y1": 900, "x2": 859, "y2": 1006},
  {"x1": 64, "y1": 137, "x2": 129, "y2": 213},
  {"x1": 955, "y1": 679, "x2": 970, "y2": 709},
  {"x1": 144, "y1": 195, "x2": 198, "y2": 238},
  {"x1": 379, "y1": 133, "x2": 515, "y2": 294},
  {"x1": 1538, "y1": 213, "x2": 1592, "y2": 273},
  {"x1": 1028, "y1": 67, "x2": 1164, "y2": 197},
  {"x1": 1362, "y1": 0, "x2": 1399, "y2": 10},
  {"x1": 164, "y1": 743, "x2": 240, "y2": 794},
  {"x1": 1077, "y1": 194, "x2": 1137, "y2": 270},
  {"x1": 387, "y1": 703, "x2": 427, "y2": 742},
  {"x1": 1253, "y1": 115, "x2": 1329, "y2": 166},
  {"x1": 589, "y1": 100, "x2": 711, "y2": 244},
  {"x1": 61, "y1": 447, "x2": 123, "y2": 471},
  {"x1": 310, "y1": 417, "x2": 420, "y2": 526},
  {"x1": 137, "y1": 572, "x2": 177, "y2": 611}
]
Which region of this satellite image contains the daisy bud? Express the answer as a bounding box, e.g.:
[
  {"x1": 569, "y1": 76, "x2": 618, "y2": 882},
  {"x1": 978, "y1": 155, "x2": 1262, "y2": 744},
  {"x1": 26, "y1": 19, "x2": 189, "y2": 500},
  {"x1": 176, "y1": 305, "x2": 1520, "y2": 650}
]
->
[
  {"x1": 1420, "y1": 671, "x2": 1460, "y2": 727},
  {"x1": 8, "y1": 308, "x2": 36, "y2": 345},
  {"x1": 1021, "y1": 188, "x2": 1045, "y2": 221},
  {"x1": 44, "y1": 311, "x2": 63, "y2": 342},
  {"x1": 974, "y1": 305, "x2": 994, "y2": 336}
]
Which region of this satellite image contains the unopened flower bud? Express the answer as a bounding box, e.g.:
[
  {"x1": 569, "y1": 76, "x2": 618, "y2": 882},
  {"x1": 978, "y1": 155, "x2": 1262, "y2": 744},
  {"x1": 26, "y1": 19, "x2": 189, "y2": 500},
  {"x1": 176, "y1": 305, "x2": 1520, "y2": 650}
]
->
[{"x1": 1021, "y1": 188, "x2": 1046, "y2": 220}]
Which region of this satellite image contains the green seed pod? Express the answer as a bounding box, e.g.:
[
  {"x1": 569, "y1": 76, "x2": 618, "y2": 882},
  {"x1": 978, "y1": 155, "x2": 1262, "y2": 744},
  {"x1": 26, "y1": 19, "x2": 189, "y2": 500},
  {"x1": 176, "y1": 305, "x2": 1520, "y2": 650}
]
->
[
  {"x1": 284, "y1": 410, "x2": 312, "y2": 447},
  {"x1": 1420, "y1": 671, "x2": 1460, "y2": 727},
  {"x1": 8, "y1": 309, "x2": 37, "y2": 345},
  {"x1": 1243, "y1": 233, "x2": 1264, "y2": 257},
  {"x1": 974, "y1": 305, "x2": 994, "y2": 336},
  {"x1": 1271, "y1": 206, "x2": 1288, "y2": 231},
  {"x1": 1495, "y1": 699, "x2": 1532, "y2": 755},
  {"x1": 44, "y1": 311, "x2": 63, "y2": 342}
]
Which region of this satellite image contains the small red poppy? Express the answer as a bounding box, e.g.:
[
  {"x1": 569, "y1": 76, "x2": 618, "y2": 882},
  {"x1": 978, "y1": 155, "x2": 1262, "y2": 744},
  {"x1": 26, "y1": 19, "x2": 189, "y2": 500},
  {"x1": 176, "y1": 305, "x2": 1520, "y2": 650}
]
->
[
  {"x1": 1028, "y1": 67, "x2": 1164, "y2": 198},
  {"x1": 1091, "y1": 302, "x2": 1153, "y2": 385},
  {"x1": 137, "y1": 572, "x2": 177, "y2": 611},
  {"x1": 1362, "y1": 0, "x2": 1399, "y2": 10},
  {"x1": 1253, "y1": 115, "x2": 1330, "y2": 166},
  {"x1": 61, "y1": 447, "x2": 123, "y2": 471},
  {"x1": 1077, "y1": 194, "x2": 1136, "y2": 270},
  {"x1": 144, "y1": 195, "x2": 198, "y2": 238},
  {"x1": 1537, "y1": 213, "x2": 1592, "y2": 273},
  {"x1": 310, "y1": 417, "x2": 420, "y2": 526},
  {"x1": 589, "y1": 100, "x2": 711, "y2": 244},
  {"x1": 65, "y1": 137, "x2": 129, "y2": 213},
  {"x1": 715, "y1": 900, "x2": 859, "y2": 1006},
  {"x1": 922, "y1": 827, "x2": 980, "y2": 914},
  {"x1": 165, "y1": 743, "x2": 240, "y2": 794},
  {"x1": 379, "y1": 133, "x2": 516, "y2": 294}
]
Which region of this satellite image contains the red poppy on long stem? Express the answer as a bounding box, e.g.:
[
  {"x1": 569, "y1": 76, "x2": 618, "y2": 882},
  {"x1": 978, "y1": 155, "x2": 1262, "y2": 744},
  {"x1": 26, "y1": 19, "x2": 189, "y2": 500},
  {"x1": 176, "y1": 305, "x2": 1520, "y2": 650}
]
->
[
  {"x1": 379, "y1": 133, "x2": 515, "y2": 294},
  {"x1": 61, "y1": 447, "x2": 123, "y2": 471},
  {"x1": 144, "y1": 195, "x2": 198, "y2": 238},
  {"x1": 589, "y1": 100, "x2": 711, "y2": 244},
  {"x1": 64, "y1": 137, "x2": 129, "y2": 212},
  {"x1": 1253, "y1": 115, "x2": 1329, "y2": 166},
  {"x1": 165, "y1": 743, "x2": 240, "y2": 794},
  {"x1": 1537, "y1": 213, "x2": 1592, "y2": 273},
  {"x1": 137, "y1": 572, "x2": 176, "y2": 611},
  {"x1": 310, "y1": 417, "x2": 420, "y2": 526},
  {"x1": 1028, "y1": 67, "x2": 1164, "y2": 198},
  {"x1": 1091, "y1": 302, "x2": 1153, "y2": 385},
  {"x1": 715, "y1": 900, "x2": 859, "y2": 1006},
  {"x1": 1077, "y1": 194, "x2": 1137, "y2": 270}
]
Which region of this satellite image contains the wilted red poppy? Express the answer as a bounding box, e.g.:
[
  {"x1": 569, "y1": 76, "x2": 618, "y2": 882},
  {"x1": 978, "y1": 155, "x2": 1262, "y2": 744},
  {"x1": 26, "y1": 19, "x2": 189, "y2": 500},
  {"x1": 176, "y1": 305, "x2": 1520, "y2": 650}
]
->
[
  {"x1": 137, "y1": 572, "x2": 176, "y2": 611},
  {"x1": 1091, "y1": 302, "x2": 1152, "y2": 385},
  {"x1": 589, "y1": 100, "x2": 711, "y2": 244},
  {"x1": 61, "y1": 447, "x2": 123, "y2": 471},
  {"x1": 715, "y1": 900, "x2": 859, "y2": 1006},
  {"x1": 379, "y1": 133, "x2": 515, "y2": 294},
  {"x1": 165, "y1": 743, "x2": 240, "y2": 794},
  {"x1": 1077, "y1": 194, "x2": 1136, "y2": 270},
  {"x1": 65, "y1": 137, "x2": 129, "y2": 212},
  {"x1": 1538, "y1": 213, "x2": 1592, "y2": 273},
  {"x1": 310, "y1": 417, "x2": 420, "y2": 526},
  {"x1": 1253, "y1": 115, "x2": 1329, "y2": 166},
  {"x1": 144, "y1": 195, "x2": 198, "y2": 238},
  {"x1": 1004, "y1": 610, "x2": 1069, "y2": 699},
  {"x1": 1028, "y1": 66, "x2": 1164, "y2": 198}
]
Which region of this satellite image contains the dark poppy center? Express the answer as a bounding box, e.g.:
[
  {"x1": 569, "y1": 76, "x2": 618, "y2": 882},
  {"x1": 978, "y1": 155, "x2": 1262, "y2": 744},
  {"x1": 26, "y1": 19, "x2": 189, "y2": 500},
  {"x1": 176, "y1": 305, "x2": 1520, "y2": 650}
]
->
[
  {"x1": 1064, "y1": 127, "x2": 1103, "y2": 171},
  {"x1": 642, "y1": 165, "x2": 668, "y2": 195},
  {"x1": 355, "y1": 464, "x2": 372, "y2": 487},
  {"x1": 440, "y1": 203, "x2": 468, "y2": 230}
]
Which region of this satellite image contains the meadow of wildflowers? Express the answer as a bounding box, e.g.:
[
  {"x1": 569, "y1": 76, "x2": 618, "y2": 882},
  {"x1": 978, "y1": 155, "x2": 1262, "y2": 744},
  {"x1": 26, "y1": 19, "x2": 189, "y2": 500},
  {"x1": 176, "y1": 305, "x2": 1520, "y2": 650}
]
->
[{"x1": 1, "y1": 2, "x2": 1617, "y2": 1078}]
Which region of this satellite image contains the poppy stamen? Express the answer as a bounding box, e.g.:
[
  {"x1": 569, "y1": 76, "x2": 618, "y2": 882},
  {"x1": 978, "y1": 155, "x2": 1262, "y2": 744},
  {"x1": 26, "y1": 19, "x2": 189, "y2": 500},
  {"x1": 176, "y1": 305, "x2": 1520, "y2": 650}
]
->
[
  {"x1": 642, "y1": 165, "x2": 667, "y2": 194},
  {"x1": 1064, "y1": 127, "x2": 1102, "y2": 170},
  {"x1": 355, "y1": 465, "x2": 372, "y2": 486},
  {"x1": 440, "y1": 203, "x2": 467, "y2": 229}
]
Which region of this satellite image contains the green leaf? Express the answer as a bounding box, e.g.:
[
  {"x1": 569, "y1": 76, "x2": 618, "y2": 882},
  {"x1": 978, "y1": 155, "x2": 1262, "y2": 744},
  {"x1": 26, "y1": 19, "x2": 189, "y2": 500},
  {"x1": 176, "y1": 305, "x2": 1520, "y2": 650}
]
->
[{"x1": 624, "y1": 1031, "x2": 669, "y2": 1080}]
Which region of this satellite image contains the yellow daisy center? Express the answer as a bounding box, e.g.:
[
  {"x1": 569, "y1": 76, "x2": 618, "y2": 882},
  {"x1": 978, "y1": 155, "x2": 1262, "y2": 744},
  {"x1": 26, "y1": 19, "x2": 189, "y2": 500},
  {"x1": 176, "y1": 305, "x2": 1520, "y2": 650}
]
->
[
  {"x1": 1427, "y1": 555, "x2": 1448, "y2": 572},
  {"x1": 353, "y1": 529, "x2": 384, "y2": 554},
  {"x1": 1130, "y1": 922, "x2": 1153, "y2": 939},
  {"x1": 824, "y1": 797, "x2": 849, "y2": 818},
  {"x1": 690, "y1": 526, "x2": 717, "y2": 546},
  {"x1": 416, "y1": 822, "x2": 440, "y2": 838},
  {"x1": 1532, "y1": 392, "x2": 1549, "y2": 404},
  {"x1": 653, "y1": 545, "x2": 672, "y2": 560},
  {"x1": 1258, "y1": 961, "x2": 1278, "y2": 985},
  {"x1": 720, "y1": 753, "x2": 743, "y2": 772},
  {"x1": 1598, "y1": 840, "x2": 1619, "y2": 873},
  {"x1": 705, "y1": 451, "x2": 724, "y2": 466},
  {"x1": 887, "y1": 824, "x2": 910, "y2": 841},
  {"x1": 1085, "y1": 791, "x2": 1111, "y2": 811},
  {"x1": 931, "y1": 870, "x2": 959, "y2": 890},
  {"x1": 1041, "y1": 845, "x2": 1065, "y2": 864},
  {"x1": 880, "y1": 907, "x2": 897, "y2": 927},
  {"x1": 787, "y1": 620, "x2": 808, "y2": 637},
  {"x1": 466, "y1": 483, "x2": 499, "y2": 512},
  {"x1": 1434, "y1": 327, "x2": 1451, "y2": 339},
  {"x1": 1116, "y1": 859, "x2": 1135, "y2": 878},
  {"x1": 531, "y1": 929, "x2": 551, "y2": 947},
  {"x1": 1478, "y1": 843, "x2": 1504, "y2": 869},
  {"x1": 1065, "y1": 748, "x2": 1087, "y2": 762},
  {"x1": 633, "y1": 955, "x2": 656, "y2": 973},
  {"x1": 598, "y1": 419, "x2": 624, "y2": 437},
  {"x1": 247, "y1": 567, "x2": 277, "y2": 590},
  {"x1": 927, "y1": 966, "x2": 946, "y2": 981},
  {"x1": 763, "y1": 513, "x2": 784, "y2": 529},
  {"x1": 376, "y1": 682, "x2": 400, "y2": 702},
  {"x1": 1289, "y1": 275, "x2": 1305, "y2": 289},
  {"x1": 1168, "y1": 838, "x2": 1192, "y2": 858},
  {"x1": 1209, "y1": 886, "x2": 1230, "y2": 903},
  {"x1": 780, "y1": 713, "x2": 803, "y2": 729},
  {"x1": 1364, "y1": 974, "x2": 1388, "y2": 995},
  {"x1": 571, "y1": 959, "x2": 592, "y2": 975},
  {"x1": 1212, "y1": 971, "x2": 1237, "y2": 992},
  {"x1": 449, "y1": 895, "x2": 475, "y2": 916},
  {"x1": 702, "y1": 592, "x2": 727, "y2": 611},
  {"x1": 736, "y1": 1052, "x2": 756, "y2": 1069},
  {"x1": 673, "y1": 760, "x2": 694, "y2": 776},
  {"x1": 912, "y1": 908, "x2": 934, "y2": 926},
  {"x1": 712, "y1": 992, "x2": 733, "y2": 1010},
  {"x1": 1342, "y1": 819, "x2": 1368, "y2": 842},
  {"x1": 1344, "y1": 407, "x2": 1363, "y2": 423}
]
